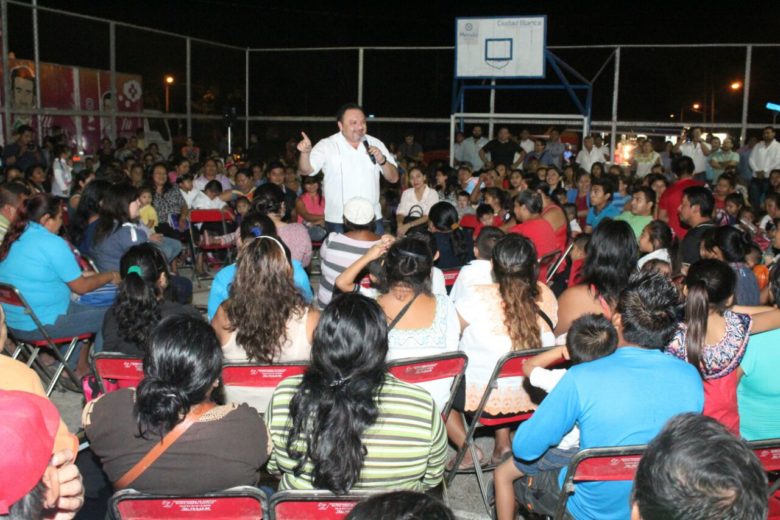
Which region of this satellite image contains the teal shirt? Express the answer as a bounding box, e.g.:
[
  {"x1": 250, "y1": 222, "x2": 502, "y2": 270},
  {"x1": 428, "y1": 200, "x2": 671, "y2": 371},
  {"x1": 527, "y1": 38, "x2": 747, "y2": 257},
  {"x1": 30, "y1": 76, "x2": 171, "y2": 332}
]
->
[
  {"x1": 0, "y1": 223, "x2": 82, "y2": 330},
  {"x1": 738, "y1": 328, "x2": 780, "y2": 440},
  {"x1": 615, "y1": 212, "x2": 652, "y2": 240}
]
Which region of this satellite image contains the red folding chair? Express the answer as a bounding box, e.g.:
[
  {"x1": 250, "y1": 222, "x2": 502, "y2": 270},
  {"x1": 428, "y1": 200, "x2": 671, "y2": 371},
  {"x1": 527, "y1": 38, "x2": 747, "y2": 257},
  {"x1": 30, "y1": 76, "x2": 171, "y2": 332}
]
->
[
  {"x1": 554, "y1": 444, "x2": 646, "y2": 519},
  {"x1": 441, "y1": 268, "x2": 461, "y2": 294},
  {"x1": 748, "y1": 438, "x2": 780, "y2": 519},
  {"x1": 221, "y1": 361, "x2": 309, "y2": 389},
  {"x1": 445, "y1": 348, "x2": 557, "y2": 514},
  {"x1": 269, "y1": 490, "x2": 379, "y2": 520},
  {"x1": 0, "y1": 282, "x2": 91, "y2": 396},
  {"x1": 188, "y1": 209, "x2": 237, "y2": 285},
  {"x1": 387, "y1": 351, "x2": 468, "y2": 420},
  {"x1": 546, "y1": 242, "x2": 573, "y2": 286},
  {"x1": 91, "y1": 352, "x2": 144, "y2": 394},
  {"x1": 537, "y1": 249, "x2": 562, "y2": 285},
  {"x1": 108, "y1": 486, "x2": 267, "y2": 520}
]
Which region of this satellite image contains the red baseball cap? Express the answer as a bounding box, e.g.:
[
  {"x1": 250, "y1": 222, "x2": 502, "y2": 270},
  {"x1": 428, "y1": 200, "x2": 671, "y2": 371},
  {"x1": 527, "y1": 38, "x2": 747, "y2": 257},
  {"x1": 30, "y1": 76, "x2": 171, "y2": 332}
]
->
[{"x1": 0, "y1": 390, "x2": 60, "y2": 514}]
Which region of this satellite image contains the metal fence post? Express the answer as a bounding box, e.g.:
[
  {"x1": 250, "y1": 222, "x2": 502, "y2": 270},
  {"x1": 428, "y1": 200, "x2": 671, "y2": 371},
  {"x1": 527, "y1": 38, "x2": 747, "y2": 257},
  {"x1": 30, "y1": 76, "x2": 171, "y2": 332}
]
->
[
  {"x1": 109, "y1": 21, "x2": 117, "y2": 143},
  {"x1": 358, "y1": 48, "x2": 364, "y2": 106},
  {"x1": 740, "y1": 45, "x2": 752, "y2": 145},
  {"x1": 32, "y1": 0, "x2": 41, "y2": 144},
  {"x1": 245, "y1": 47, "x2": 249, "y2": 149},
  {"x1": 488, "y1": 79, "x2": 496, "y2": 138},
  {"x1": 610, "y1": 47, "x2": 620, "y2": 162},
  {"x1": 186, "y1": 37, "x2": 191, "y2": 139}
]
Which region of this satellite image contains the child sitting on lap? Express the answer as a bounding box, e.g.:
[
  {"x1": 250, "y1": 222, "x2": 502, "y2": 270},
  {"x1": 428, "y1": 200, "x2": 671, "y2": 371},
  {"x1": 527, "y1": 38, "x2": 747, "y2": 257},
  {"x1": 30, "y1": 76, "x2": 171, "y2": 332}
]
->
[{"x1": 492, "y1": 314, "x2": 618, "y2": 520}]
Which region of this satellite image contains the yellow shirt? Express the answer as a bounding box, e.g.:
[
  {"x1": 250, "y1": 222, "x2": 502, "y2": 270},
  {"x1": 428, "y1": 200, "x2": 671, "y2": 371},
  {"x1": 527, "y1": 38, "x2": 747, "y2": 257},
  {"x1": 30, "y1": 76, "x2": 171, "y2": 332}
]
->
[{"x1": 139, "y1": 205, "x2": 159, "y2": 229}]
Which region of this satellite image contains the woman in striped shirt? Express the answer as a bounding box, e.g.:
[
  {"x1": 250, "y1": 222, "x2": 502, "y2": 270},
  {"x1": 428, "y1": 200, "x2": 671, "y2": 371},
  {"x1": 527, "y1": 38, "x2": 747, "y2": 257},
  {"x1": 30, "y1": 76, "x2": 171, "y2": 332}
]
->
[{"x1": 265, "y1": 293, "x2": 447, "y2": 493}]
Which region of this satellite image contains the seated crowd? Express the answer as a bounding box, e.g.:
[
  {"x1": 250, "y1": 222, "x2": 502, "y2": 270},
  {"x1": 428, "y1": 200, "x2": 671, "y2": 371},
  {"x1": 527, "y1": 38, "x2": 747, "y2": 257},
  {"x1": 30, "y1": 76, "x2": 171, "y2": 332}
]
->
[{"x1": 2, "y1": 122, "x2": 780, "y2": 520}]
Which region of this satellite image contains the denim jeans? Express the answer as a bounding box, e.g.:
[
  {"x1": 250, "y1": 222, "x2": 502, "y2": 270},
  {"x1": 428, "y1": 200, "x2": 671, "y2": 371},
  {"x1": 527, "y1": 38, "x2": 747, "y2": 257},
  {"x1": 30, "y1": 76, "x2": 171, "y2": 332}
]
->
[{"x1": 10, "y1": 300, "x2": 107, "y2": 367}]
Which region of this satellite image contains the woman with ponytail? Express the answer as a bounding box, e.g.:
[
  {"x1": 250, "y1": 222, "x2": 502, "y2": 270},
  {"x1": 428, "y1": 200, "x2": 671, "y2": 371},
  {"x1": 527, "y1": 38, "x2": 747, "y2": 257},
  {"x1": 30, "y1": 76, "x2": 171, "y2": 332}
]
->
[
  {"x1": 445, "y1": 234, "x2": 558, "y2": 469},
  {"x1": 666, "y1": 259, "x2": 780, "y2": 434},
  {"x1": 98, "y1": 244, "x2": 201, "y2": 356},
  {"x1": 427, "y1": 201, "x2": 474, "y2": 268},
  {"x1": 265, "y1": 293, "x2": 447, "y2": 493},
  {"x1": 0, "y1": 193, "x2": 119, "y2": 375},
  {"x1": 84, "y1": 315, "x2": 268, "y2": 494}
]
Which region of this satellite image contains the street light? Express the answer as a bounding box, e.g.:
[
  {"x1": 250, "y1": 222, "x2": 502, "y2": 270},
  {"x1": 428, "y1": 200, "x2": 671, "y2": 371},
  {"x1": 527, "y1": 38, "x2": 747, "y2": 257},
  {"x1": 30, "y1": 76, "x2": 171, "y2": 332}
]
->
[
  {"x1": 730, "y1": 81, "x2": 743, "y2": 91},
  {"x1": 164, "y1": 75, "x2": 175, "y2": 112}
]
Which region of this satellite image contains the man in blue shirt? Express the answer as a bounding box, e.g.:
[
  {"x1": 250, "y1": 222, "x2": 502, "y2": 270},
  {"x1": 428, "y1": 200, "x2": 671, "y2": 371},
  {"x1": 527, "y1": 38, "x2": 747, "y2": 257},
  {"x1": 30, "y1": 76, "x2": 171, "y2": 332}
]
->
[
  {"x1": 584, "y1": 176, "x2": 621, "y2": 232},
  {"x1": 512, "y1": 272, "x2": 704, "y2": 520}
]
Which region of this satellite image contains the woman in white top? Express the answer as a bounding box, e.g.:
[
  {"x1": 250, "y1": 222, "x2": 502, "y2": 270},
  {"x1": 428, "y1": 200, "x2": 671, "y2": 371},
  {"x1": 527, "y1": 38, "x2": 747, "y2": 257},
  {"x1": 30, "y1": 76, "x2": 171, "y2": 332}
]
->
[
  {"x1": 212, "y1": 235, "x2": 319, "y2": 413},
  {"x1": 396, "y1": 167, "x2": 442, "y2": 238},
  {"x1": 376, "y1": 237, "x2": 460, "y2": 412},
  {"x1": 448, "y1": 234, "x2": 558, "y2": 468},
  {"x1": 632, "y1": 140, "x2": 662, "y2": 178}
]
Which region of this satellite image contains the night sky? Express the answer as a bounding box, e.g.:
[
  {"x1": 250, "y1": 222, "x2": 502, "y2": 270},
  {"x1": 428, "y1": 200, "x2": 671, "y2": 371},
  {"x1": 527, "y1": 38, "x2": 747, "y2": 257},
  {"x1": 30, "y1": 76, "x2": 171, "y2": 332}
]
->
[{"x1": 8, "y1": 1, "x2": 780, "y2": 150}]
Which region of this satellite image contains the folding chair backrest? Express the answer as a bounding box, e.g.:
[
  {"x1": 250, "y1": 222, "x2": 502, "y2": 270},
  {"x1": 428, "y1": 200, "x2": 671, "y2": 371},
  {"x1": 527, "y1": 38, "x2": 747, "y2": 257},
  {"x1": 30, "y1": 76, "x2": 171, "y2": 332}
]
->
[
  {"x1": 546, "y1": 242, "x2": 573, "y2": 285},
  {"x1": 222, "y1": 362, "x2": 309, "y2": 388},
  {"x1": 555, "y1": 445, "x2": 646, "y2": 520},
  {"x1": 477, "y1": 348, "x2": 560, "y2": 427},
  {"x1": 0, "y1": 282, "x2": 26, "y2": 309},
  {"x1": 190, "y1": 209, "x2": 233, "y2": 224},
  {"x1": 442, "y1": 268, "x2": 460, "y2": 288},
  {"x1": 270, "y1": 490, "x2": 377, "y2": 520},
  {"x1": 538, "y1": 248, "x2": 561, "y2": 275},
  {"x1": 387, "y1": 352, "x2": 468, "y2": 417},
  {"x1": 750, "y1": 438, "x2": 780, "y2": 473},
  {"x1": 109, "y1": 486, "x2": 266, "y2": 520},
  {"x1": 92, "y1": 353, "x2": 144, "y2": 392}
]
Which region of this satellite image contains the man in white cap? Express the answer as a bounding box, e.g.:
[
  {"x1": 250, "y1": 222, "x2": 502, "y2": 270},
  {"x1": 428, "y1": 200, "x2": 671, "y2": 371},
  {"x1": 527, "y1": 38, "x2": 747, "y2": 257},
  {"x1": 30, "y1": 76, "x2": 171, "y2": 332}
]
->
[
  {"x1": 297, "y1": 103, "x2": 399, "y2": 234},
  {"x1": 316, "y1": 197, "x2": 382, "y2": 309}
]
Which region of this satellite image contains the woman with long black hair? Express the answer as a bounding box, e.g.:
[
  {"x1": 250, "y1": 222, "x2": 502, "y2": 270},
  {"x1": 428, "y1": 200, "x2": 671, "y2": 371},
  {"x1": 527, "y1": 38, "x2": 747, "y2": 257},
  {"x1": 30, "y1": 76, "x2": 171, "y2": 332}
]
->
[
  {"x1": 265, "y1": 293, "x2": 447, "y2": 493},
  {"x1": 97, "y1": 244, "x2": 201, "y2": 355},
  {"x1": 427, "y1": 201, "x2": 474, "y2": 269},
  {"x1": 84, "y1": 315, "x2": 268, "y2": 494}
]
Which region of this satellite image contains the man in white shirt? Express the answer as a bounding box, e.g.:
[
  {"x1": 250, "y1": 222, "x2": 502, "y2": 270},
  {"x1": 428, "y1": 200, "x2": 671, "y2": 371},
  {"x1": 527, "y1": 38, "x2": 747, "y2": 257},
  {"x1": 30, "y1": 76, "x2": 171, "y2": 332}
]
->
[
  {"x1": 575, "y1": 136, "x2": 604, "y2": 174},
  {"x1": 297, "y1": 103, "x2": 399, "y2": 234},
  {"x1": 519, "y1": 129, "x2": 535, "y2": 155},
  {"x1": 674, "y1": 126, "x2": 710, "y2": 181},
  {"x1": 593, "y1": 135, "x2": 611, "y2": 165},
  {"x1": 748, "y1": 126, "x2": 780, "y2": 207},
  {"x1": 460, "y1": 125, "x2": 489, "y2": 172},
  {"x1": 453, "y1": 131, "x2": 465, "y2": 164}
]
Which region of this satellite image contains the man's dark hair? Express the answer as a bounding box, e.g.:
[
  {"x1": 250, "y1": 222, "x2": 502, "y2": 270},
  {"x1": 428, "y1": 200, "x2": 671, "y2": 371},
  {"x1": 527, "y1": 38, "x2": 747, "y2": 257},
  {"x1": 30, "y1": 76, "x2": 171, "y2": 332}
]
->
[
  {"x1": 457, "y1": 190, "x2": 470, "y2": 199},
  {"x1": 175, "y1": 173, "x2": 193, "y2": 184},
  {"x1": 633, "y1": 413, "x2": 767, "y2": 520},
  {"x1": 266, "y1": 160, "x2": 285, "y2": 173},
  {"x1": 15, "y1": 124, "x2": 33, "y2": 136},
  {"x1": 674, "y1": 156, "x2": 695, "y2": 176},
  {"x1": 0, "y1": 183, "x2": 21, "y2": 208},
  {"x1": 763, "y1": 125, "x2": 775, "y2": 133},
  {"x1": 591, "y1": 176, "x2": 614, "y2": 200},
  {"x1": 475, "y1": 203, "x2": 493, "y2": 220},
  {"x1": 724, "y1": 192, "x2": 745, "y2": 209},
  {"x1": 475, "y1": 226, "x2": 505, "y2": 260},
  {"x1": 203, "y1": 179, "x2": 222, "y2": 194},
  {"x1": 336, "y1": 102, "x2": 364, "y2": 122},
  {"x1": 616, "y1": 271, "x2": 680, "y2": 350},
  {"x1": 683, "y1": 186, "x2": 715, "y2": 218},
  {"x1": 566, "y1": 313, "x2": 618, "y2": 365},
  {"x1": 633, "y1": 186, "x2": 656, "y2": 209}
]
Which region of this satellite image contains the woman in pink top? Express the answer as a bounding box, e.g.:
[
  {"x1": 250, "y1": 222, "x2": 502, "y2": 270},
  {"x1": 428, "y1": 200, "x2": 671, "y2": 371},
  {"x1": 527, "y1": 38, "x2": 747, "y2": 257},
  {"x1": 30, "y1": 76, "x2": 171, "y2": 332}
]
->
[
  {"x1": 295, "y1": 175, "x2": 327, "y2": 242},
  {"x1": 252, "y1": 183, "x2": 313, "y2": 267}
]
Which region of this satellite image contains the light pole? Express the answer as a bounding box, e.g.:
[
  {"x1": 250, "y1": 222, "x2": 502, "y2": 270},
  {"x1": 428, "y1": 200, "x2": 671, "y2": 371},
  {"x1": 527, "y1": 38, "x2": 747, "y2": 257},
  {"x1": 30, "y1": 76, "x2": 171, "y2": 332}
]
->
[{"x1": 164, "y1": 75, "x2": 175, "y2": 113}]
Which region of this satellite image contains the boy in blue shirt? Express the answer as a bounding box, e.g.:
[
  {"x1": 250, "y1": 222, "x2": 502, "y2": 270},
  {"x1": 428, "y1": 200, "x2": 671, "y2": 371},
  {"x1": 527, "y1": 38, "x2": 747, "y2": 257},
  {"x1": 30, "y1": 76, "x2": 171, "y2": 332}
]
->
[{"x1": 512, "y1": 272, "x2": 704, "y2": 520}]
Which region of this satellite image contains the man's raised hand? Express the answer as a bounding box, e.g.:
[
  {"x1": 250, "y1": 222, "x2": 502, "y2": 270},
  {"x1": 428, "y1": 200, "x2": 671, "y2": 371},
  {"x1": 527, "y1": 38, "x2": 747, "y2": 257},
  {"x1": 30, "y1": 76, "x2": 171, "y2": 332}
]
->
[{"x1": 297, "y1": 132, "x2": 312, "y2": 154}]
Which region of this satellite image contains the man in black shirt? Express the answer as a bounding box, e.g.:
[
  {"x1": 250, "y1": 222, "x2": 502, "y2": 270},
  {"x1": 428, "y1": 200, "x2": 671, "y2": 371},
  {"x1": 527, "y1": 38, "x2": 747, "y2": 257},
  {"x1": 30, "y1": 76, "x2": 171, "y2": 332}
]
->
[
  {"x1": 479, "y1": 127, "x2": 524, "y2": 169},
  {"x1": 679, "y1": 186, "x2": 716, "y2": 265}
]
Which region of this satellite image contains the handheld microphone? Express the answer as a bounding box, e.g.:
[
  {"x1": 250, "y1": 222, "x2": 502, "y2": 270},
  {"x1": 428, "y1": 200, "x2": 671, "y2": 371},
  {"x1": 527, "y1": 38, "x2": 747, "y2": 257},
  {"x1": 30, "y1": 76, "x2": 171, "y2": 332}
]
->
[{"x1": 362, "y1": 138, "x2": 376, "y2": 164}]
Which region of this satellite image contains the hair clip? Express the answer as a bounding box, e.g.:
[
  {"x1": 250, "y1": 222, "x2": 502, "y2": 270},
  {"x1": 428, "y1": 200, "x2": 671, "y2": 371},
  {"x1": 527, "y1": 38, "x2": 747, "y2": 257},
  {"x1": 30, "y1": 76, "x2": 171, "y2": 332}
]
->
[
  {"x1": 126, "y1": 265, "x2": 143, "y2": 276},
  {"x1": 329, "y1": 375, "x2": 351, "y2": 388},
  {"x1": 250, "y1": 226, "x2": 263, "y2": 237}
]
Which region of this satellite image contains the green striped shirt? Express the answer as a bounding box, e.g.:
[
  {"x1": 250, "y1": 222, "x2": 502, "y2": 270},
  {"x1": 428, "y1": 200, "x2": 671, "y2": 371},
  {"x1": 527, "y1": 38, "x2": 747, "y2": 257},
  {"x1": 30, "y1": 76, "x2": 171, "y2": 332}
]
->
[{"x1": 265, "y1": 373, "x2": 447, "y2": 491}]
